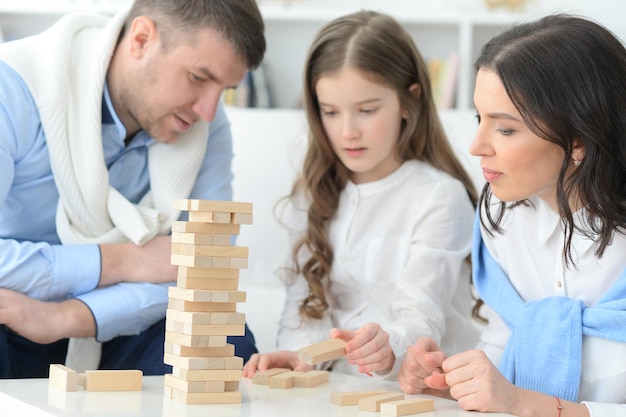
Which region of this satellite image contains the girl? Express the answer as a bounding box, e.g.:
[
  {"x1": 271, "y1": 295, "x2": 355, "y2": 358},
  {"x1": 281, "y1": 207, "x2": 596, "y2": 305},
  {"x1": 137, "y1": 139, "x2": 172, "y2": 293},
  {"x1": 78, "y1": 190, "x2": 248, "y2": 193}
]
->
[
  {"x1": 398, "y1": 14, "x2": 626, "y2": 416},
  {"x1": 243, "y1": 10, "x2": 480, "y2": 379}
]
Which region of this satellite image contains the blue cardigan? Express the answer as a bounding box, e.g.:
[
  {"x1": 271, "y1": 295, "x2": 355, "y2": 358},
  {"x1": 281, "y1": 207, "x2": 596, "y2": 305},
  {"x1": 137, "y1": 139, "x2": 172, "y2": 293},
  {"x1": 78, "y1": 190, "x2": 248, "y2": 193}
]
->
[{"x1": 472, "y1": 213, "x2": 626, "y2": 401}]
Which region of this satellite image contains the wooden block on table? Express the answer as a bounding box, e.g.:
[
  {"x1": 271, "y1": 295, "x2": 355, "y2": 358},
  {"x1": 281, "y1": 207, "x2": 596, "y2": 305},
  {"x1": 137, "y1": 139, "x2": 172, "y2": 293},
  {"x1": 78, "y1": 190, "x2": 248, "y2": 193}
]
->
[
  {"x1": 358, "y1": 393, "x2": 405, "y2": 412},
  {"x1": 49, "y1": 364, "x2": 79, "y2": 391},
  {"x1": 177, "y1": 266, "x2": 239, "y2": 280},
  {"x1": 330, "y1": 390, "x2": 390, "y2": 406},
  {"x1": 293, "y1": 370, "x2": 330, "y2": 388},
  {"x1": 165, "y1": 331, "x2": 227, "y2": 347},
  {"x1": 164, "y1": 374, "x2": 226, "y2": 394},
  {"x1": 268, "y1": 371, "x2": 302, "y2": 389},
  {"x1": 167, "y1": 387, "x2": 242, "y2": 404},
  {"x1": 164, "y1": 342, "x2": 235, "y2": 358},
  {"x1": 83, "y1": 370, "x2": 143, "y2": 392},
  {"x1": 174, "y1": 199, "x2": 253, "y2": 214},
  {"x1": 172, "y1": 368, "x2": 242, "y2": 382},
  {"x1": 172, "y1": 221, "x2": 241, "y2": 235},
  {"x1": 168, "y1": 287, "x2": 246, "y2": 303},
  {"x1": 171, "y1": 232, "x2": 231, "y2": 246},
  {"x1": 165, "y1": 320, "x2": 245, "y2": 336},
  {"x1": 171, "y1": 243, "x2": 248, "y2": 258},
  {"x1": 251, "y1": 368, "x2": 291, "y2": 385},
  {"x1": 176, "y1": 276, "x2": 240, "y2": 290},
  {"x1": 168, "y1": 299, "x2": 238, "y2": 313},
  {"x1": 298, "y1": 338, "x2": 347, "y2": 365},
  {"x1": 164, "y1": 353, "x2": 243, "y2": 370},
  {"x1": 380, "y1": 398, "x2": 435, "y2": 416}
]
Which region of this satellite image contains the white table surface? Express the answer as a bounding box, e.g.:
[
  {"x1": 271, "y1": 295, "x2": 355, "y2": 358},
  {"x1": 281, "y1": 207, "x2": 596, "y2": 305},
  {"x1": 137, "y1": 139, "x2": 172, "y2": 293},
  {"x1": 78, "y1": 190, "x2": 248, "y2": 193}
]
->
[{"x1": 0, "y1": 372, "x2": 514, "y2": 417}]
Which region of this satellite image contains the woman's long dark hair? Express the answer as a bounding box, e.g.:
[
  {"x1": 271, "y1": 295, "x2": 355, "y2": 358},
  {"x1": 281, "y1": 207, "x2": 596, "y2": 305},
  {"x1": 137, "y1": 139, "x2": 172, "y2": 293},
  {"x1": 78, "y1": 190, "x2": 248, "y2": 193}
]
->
[{"x1": 475, "y1": 14, "x2": 626, "y2": 266}]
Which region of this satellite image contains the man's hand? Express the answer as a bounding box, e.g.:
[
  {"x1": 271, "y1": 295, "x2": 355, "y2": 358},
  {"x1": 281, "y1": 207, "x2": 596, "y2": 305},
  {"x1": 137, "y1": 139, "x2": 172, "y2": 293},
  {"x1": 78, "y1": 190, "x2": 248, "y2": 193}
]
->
[
  {"x1": 99, "y1": 235, "x2": 177, "y2": 287},
  {"x1": 0, "y1": 289, "x2": 95, "y2": 343}
]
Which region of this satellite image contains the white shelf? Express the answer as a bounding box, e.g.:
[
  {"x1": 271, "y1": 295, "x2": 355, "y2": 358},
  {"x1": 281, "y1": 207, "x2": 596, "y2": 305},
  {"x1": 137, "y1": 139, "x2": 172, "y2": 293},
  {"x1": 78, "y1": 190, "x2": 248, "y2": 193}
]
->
[{"x1": 0, "y1": 0, "x2": 537, "y2": 110}]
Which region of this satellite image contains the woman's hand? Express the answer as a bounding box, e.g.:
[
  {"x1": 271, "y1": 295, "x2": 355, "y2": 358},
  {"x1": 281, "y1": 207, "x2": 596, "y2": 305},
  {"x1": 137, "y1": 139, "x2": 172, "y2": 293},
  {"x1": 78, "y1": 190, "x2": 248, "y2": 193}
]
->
[{"x1": 398, "y1": 336, "x2": 448, "y2": 396}]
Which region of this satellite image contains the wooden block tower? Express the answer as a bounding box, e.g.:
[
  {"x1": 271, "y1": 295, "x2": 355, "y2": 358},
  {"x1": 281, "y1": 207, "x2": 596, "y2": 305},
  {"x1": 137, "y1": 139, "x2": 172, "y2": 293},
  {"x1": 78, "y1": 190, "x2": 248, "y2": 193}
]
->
[{"x1": 164, "y1": 199, "x2": 253, "y2": 405}]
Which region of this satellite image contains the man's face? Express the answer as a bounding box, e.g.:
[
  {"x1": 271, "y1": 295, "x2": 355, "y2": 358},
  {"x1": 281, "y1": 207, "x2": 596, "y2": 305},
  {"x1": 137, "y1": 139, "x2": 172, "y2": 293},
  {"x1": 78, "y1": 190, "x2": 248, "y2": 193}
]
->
[{"x1": 119, "y1": 24, "x2": 248, "y2": 143}]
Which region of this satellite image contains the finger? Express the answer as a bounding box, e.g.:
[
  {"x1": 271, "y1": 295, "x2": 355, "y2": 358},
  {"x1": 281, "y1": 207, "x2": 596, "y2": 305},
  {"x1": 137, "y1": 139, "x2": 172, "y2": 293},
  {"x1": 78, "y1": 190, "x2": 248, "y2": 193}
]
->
[
  {"x1": 424, "y1": 371, "x2": 449, "y2": 389},
  {"x1": 330, "y1": 328, "x2": 356, "y2": 345},
  {"x1": 424, "y1": 351, "x2": 446, "y2": 368},
  {"x1": 242, "y1": 353, "x2": 261, "y2": 378},
  {"x1": 293, "y1": 361, "x2": 314, "y2": 372}
]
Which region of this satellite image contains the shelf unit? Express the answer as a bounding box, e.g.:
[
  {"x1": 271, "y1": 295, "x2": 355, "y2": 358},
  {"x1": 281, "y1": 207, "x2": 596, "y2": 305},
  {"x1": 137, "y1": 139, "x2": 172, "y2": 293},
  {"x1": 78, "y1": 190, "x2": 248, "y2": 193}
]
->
[{"x1": 0, "y1": 0, "x2": 537, "y2": 110}]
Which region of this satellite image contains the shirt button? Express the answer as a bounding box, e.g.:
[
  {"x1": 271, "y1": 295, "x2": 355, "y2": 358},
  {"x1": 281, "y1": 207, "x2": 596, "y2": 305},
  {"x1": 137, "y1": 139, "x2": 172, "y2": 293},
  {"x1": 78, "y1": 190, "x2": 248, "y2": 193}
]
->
[{"x1": 557, "y1": 281, "x2": 562, "y2": 288}]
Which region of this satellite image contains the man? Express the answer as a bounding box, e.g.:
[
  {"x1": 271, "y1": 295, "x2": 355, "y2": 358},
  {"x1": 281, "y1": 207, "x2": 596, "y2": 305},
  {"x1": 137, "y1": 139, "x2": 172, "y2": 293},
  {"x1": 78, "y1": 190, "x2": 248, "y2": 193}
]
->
[{"x1": 0, "y1": 0, "x2": 265, "y2": 377}]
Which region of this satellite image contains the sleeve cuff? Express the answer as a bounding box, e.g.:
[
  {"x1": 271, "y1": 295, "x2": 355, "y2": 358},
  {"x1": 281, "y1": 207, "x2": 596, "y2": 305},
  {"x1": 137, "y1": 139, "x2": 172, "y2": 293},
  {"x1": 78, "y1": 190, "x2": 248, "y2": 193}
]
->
[{"x1": 51, "y1": 244, "x2": 101, "y2": 298}]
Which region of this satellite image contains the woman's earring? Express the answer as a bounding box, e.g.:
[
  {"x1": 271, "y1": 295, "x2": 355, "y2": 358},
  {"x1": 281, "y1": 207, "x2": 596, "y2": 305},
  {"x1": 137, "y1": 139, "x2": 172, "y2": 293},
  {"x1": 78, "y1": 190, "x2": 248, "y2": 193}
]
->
[{"x1": 573, "y1": 158, "x2": 581, "y2": 167}]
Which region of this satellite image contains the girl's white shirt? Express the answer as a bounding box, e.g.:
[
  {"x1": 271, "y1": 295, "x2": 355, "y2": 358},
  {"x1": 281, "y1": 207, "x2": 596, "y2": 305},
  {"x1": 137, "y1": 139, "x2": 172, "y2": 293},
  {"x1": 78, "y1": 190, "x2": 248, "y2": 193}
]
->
[
  {"x1": 479, "y1": 196, "x2": 626, "y2": 416},
  {"x1": 277, "y1": 160, "x2": 481, "y2": 378}
]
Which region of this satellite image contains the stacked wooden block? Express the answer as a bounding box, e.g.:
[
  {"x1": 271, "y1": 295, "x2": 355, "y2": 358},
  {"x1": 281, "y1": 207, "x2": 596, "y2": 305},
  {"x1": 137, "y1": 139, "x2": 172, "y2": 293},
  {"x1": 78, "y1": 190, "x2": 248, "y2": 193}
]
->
[{"x1": 164, "y1": 199, "x2": 253, "y2": 405}]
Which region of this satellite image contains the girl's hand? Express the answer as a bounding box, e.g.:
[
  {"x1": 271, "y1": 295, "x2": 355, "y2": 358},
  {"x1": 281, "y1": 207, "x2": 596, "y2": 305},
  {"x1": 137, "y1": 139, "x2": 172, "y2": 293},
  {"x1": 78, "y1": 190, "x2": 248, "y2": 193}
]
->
[
  {"x1": 241, "y1": 351, "x2": 312, "y2": 379},
  {"x1": 331, "y1": 322, "x2": 395, "y2": 375}
]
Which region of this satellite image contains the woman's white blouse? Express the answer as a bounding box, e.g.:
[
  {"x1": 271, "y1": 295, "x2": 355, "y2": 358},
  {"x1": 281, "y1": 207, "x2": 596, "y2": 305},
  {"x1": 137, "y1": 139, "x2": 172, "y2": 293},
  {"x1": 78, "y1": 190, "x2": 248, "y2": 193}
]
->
[
  {"x1": 277, "y1": 160, "x2": 481, "y2": 378},
  {"x1": 478, "y1": 196, "x2": 626, "y2": 416}
]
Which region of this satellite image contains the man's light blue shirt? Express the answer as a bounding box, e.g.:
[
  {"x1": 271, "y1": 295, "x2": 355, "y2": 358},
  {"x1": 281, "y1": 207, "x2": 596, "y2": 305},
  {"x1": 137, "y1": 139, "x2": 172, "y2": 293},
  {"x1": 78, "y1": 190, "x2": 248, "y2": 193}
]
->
[{"x1": 0, "y1": 61, "x2": 234, "y2": 341}]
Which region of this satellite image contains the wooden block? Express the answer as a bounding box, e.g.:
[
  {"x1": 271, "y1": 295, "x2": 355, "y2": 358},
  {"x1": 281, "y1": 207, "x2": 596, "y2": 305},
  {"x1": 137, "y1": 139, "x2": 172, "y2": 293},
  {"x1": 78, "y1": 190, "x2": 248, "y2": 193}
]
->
[
  {"x1": 171, "y1": 221, "x2": 241, "y2": 235},
  {"x1": 177, "y1": 266, "x2": 239, "y2": 279},
  {"x1": 358, "y1": 393, "x2": 405, "y2": 412},
  {"x1": 232, "y1": 212, "x2": 253, "y2": 225},
  {"x1": 164, "y1": 374, "x2": 226, "y2": 394},
  {"x1": 174, "y1": 199, "x2": 253, "y2": 214},
  {"x1": 230, "y1": 257, "x2": 249, "y2": 269},
  {"x1": 298, "y1": 339, "x2": 347, "y2": 365},
  {"x1": 171, "y1": 232, "x2": 231, "y2": 246},
  {"x1": 83, "y1": 370, "x2": 143, "y2": 392},
  {"x1": 171, "y1": 243, "x2": 248, "y2": 258},
  {"x1": 171, "y1": 253, "x2": 213, "y2": 268},
  {"x1": 380, "y1": 398, "x2": 435, "y2": 416},
  {"x1": 164, "y1": 342, "x2": 235, "y2": 358},
  {"x1": 268, "y1": 371, "x2": 301, "y2": 389},
  {"x1": 172, "y1": 368, "x2": 242, "y2": 382},
  {"x1": 165, "y1": 331, "x2": 227, "y2": 347},
  {"x1": 252, "y1": 368, "x2": 291, "y2": 385},
  {"x1": 169, "y1": 388, "x2": 242, "y2": 405},
  {"x1": 330, "y1": 390, "x2": 390, "y2": 406},
  {"x1": 168, "y1": 299, "x2": 238, "y2": 313},
  {"x1": 49, "y1": 364, "x2": 79, "y2": 391},
  {"x1": 224, "y1": 381, "x2": 240, "y2": 391},
  {"x1": 172, "y1": 254, "x2": 248, "y2": 270},
  {"x1": 164, "y1": 353, "x2": 243, "y2": 370},
  {"x1": 166, "y1": 309, "x2": 244, "y2": 326},
  {"x1": 177, "y1": 276, "x2": 240, "y2": 290},
  {"x1": 168, "y1": 287, "x2": 246, "y2": 303},
  {"x1": 165, "y1": 320, "x2": 245, "y2": 336},
  {"x1": 188, "y1": 211, "x2": 232, "y2": 224},
  {"x1": 293, "y1": 370, "x2": 330, "y2": 388}
]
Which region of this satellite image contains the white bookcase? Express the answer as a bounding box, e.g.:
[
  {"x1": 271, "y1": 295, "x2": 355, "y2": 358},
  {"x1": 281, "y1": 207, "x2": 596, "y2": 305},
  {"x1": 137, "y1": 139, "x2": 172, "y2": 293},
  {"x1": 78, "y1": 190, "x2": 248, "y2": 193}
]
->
[{"x1": 0, "y1": 0, "x2": 578, "y2": 110}]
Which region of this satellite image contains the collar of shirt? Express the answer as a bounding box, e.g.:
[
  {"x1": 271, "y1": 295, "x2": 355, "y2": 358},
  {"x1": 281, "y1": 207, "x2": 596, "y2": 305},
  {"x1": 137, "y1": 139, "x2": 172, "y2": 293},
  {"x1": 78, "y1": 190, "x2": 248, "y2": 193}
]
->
[
  {"x1": 535, "y1": 196, "x2": 595, "y2": 256},
  {"x1": 101, "y1": 82, "x2": 155, "y2": 158}
]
